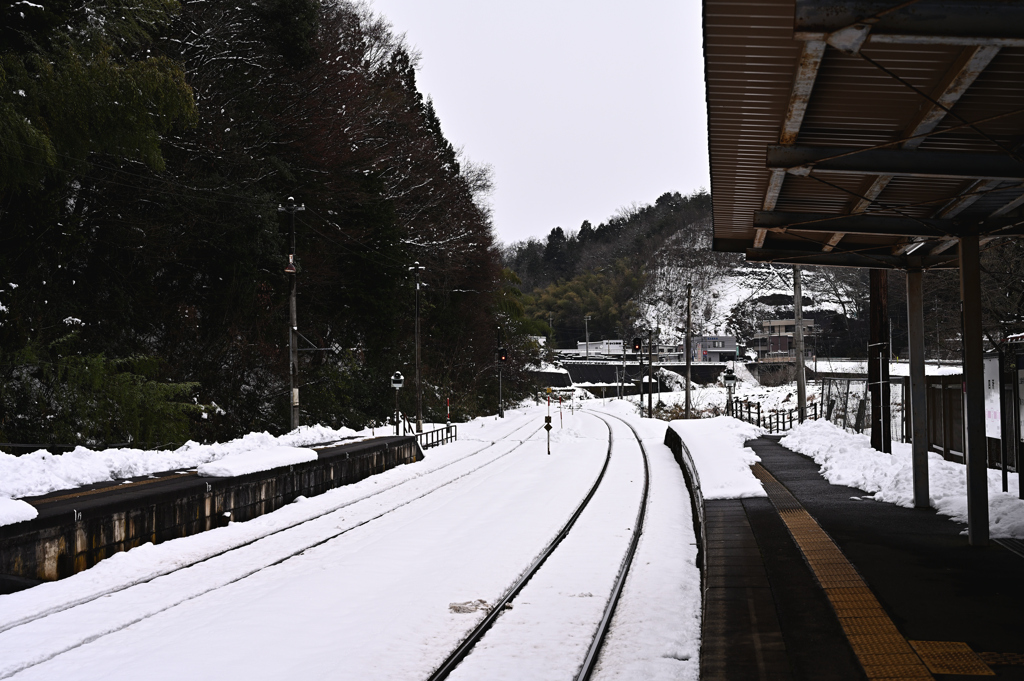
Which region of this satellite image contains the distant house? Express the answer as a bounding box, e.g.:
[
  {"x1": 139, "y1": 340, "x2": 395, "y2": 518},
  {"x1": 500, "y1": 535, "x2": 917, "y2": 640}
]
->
[
  {"x1": 749, "y1": 319, "x2": 816, "y2": 360},
  {"x1": 691, "y1": 335, "x2": 737, "y2": 363}
]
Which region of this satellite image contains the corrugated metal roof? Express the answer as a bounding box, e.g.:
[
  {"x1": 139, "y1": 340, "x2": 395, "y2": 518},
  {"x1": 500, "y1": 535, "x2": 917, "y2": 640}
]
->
[{"x1": 705, "y1": 0, "x2": 1024, "y2": 268}]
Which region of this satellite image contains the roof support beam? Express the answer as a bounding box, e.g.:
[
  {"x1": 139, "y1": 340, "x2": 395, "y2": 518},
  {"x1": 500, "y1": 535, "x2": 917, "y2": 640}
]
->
[
  {"x1": 938, "y1": 179, "x2": 1003, "y2": 217},
  {"x1": 768, "y1": 145, "x2": 1024, "y2": 182},
  {"x1": 744, "y1": 248, "x2": 959, "y2": 269},
  {"x1": 757, "y1": 212, "x2": 963, "y2": 238},
  {"x1": 851, "y1": 46, "x2": 1000, "y2": 214},
  {"x1": 755, "y1": 211, "x2": 1024, "y2": 238},
  {"x1": 835, "y1": 45, "x2": 999, "y2": 250},
  {"x1": 796, "y1": 32, "x2": 1024, "y2": 48},
  {"x1": 758, "y1": 40, "x2": 826, "y2": 249},
  {"x1": 795, "y1": 0, "x2": 1024, "y2": 46},
  {"x1": 991, "y1": 190, "x2": 1024, "y2": 217}
]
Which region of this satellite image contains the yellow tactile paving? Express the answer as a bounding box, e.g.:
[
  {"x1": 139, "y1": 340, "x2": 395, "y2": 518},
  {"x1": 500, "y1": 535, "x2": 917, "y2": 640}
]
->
[
  {"x1": 750, "y1": 464, "x2": 937, "y2": 680},
  {"x1": 978, "y1": 652, "x2": 1024, "y2": 666},
  {"x1": 909, "y1": 641, "x2": 995, "y2": 675}
]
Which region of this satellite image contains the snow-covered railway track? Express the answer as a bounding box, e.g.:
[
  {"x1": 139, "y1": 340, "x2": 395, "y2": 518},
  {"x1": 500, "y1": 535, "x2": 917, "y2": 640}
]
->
[
  {"x1": 0, "y1": 415, "x2": 546, "y2": 680},
  {"x1": 427, "y1": 411, "x2": 650, "y2": 681}
]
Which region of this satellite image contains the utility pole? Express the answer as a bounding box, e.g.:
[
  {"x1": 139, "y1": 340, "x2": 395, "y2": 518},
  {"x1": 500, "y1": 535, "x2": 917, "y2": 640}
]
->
[
  {"x1": 647, "y1": 329, "x2": 654, "y2": 418},
  {"x1": 584, "y1": 315, "x2": 592, "y2": 358},
  {"x1": 409, "y1": 262, "x2": 425, "y2": 433},
  {"x1": 793, "y1": 266, "x2": 807, "y2": 422},
  {"x1": 497, "y1": 328, "x2": 505, "y2": 418},
  {"x1": 685, "y1": 283, "x2": 692, "y2": 419},
  {"x1": 278, "y1": 197, "x2": 305, "y2": 431}
]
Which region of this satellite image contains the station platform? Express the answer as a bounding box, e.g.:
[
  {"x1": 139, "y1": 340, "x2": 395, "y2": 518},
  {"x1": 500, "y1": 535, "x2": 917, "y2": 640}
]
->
[
  {"x1": 17, "y1": 436, "x2": 412, "y2": 522},
  {"x1": 702, "y1": 436, "x2": 1024, "y2": 681},
  {"x1": 0, "y1": 436, "x2": 420, "y2": 590}
]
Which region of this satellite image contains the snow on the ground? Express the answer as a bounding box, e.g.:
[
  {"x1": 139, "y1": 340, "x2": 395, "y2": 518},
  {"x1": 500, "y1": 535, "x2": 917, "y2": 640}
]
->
[
  {"x1": 0, "y1": 498, "x2": 37, "y2": 526},
  {"x1": 813, "y1": 358, "x2": 962, "y2": 376},
  {"x1": 590, "y1": 401, "x2": 701, "y2": 681},
  {"x1": 197, "y1": 446, "x2": 317, "y2": 477},
  {"x1": 444, "y1": 411, "x2": 645, "y2": 681},
  {"x1": 780, "y1": 419, "x2": 1024, "y2": 538},
  {"x1": 0, "y1": 413, "x2": 542, "y2": 634},
  {"x1": 0, "y1": 405, "x2": 713, "y2": 681},
  {"x1": 0, "y1": 424, "x2": 359, "y2": 525},
  {"x1": 668, "y1": 417, "x2": 766, "y2": 499}
]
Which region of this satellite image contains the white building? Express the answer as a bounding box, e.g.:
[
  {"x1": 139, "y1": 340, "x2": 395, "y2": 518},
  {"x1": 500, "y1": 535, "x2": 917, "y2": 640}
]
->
[{"x1": 576, "y1": 340, "x2": 625, "y2": 356}]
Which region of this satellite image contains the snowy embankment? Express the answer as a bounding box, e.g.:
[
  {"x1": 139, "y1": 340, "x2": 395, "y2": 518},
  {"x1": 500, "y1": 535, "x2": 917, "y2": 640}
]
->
[
  {"x1": 0, "y1": 425, "x2": 360, "y2": 526},
  {"x1": 667, "y1": 416, "x2": 766, "y2": 499},
  {"x1": 781, "y1": 420, "x2": 1024, "y2": 538},
  {"x1": 0, "y1": 498, "x2": 37, "y2": 526},
  {"x1": 196, "y1": 446, "x2": 318, "y2": 477}
]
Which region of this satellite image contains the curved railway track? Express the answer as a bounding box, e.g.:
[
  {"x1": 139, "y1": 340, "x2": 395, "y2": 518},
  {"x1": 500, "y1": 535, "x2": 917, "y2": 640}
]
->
[
  {"x1": 427, "y1": 410, "x2": 651, "y2": 681},
  {"x1": 0, "y1": 416, "x2": 546, "y2": 680}
]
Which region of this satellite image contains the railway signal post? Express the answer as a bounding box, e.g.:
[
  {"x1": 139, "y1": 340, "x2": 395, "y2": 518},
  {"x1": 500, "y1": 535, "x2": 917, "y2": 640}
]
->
[{"x1": 391, "y1": 371, "x2": 404, "y2": 436}]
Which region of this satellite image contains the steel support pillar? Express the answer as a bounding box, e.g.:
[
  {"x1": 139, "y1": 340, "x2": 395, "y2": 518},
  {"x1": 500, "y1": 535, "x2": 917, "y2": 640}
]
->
[
  {"x1": 685, "y1": 283, "x2": 692, "y2": 419},
  {"x1": 794, "y1": 266, "x2": 807, "y2": 421},
  {"x1": 959, "y1": 234, "x2": 989, "y2": 546},
  {"x1": 906, "y1": 267, "x2": 929, "y2": 508},
  {"x1": 869, "y1": 270, "x2": 891, "y2": 452}
]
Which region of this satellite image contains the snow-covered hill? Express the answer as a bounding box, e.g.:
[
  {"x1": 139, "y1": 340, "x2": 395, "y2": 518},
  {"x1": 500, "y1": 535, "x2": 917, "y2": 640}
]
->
[{"x1": 637, "y1": 238, "x2": 868, "y2": 349}]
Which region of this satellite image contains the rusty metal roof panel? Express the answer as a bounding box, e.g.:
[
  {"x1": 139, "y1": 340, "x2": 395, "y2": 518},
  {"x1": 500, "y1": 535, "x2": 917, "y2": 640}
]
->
[
  {"x1": 705, "y1": 0, "x2": 800, "y2": 241},
  {"x1": 705, "y1": 0, "x2": 1024, "y2": 266}
]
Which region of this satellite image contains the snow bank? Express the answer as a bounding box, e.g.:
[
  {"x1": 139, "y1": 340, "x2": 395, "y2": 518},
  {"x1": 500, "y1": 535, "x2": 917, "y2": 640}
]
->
[
  {"x1": 0, "y1": 424, "x2": 357, "y2": 525},
  {"x1": 0, "y1": 498, "x2": 37, "y2": 526},
  {"x1": 780, "y1": 419, "x2": 1024, "y2": 538},
  {"x1": 197, "y1": 446, "x2": 318, "y2": 478},
  {"x1": 668, "y1": 417, "x2": 766, "y2": 499}
]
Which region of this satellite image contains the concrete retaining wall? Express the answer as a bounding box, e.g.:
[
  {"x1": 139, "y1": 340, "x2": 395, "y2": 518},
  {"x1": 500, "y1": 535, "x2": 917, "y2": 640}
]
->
[{"x1": 0, "y1": 437, "x2": 420, "y2": 584}]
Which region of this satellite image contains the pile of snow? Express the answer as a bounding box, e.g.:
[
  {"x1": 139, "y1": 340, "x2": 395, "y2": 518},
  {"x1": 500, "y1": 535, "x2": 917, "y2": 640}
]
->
[
  {"x1": 0, "y1": 498, "x2": 37, "y2": 526},
  {"x1": 0, "y1": 424, "x2": 359, "y2": 526},
  {"x1": 780, "y1": 419, "x2": 1024, "y2": 538},
  {"x1": 813, "y1": 358, "x2": 962, "y2": 377},
  {"x1": 197, "y1": 446, "x2": 318, "y2": 478},
  {"x1": 669, "y1": 416, "x2": 766, "y2": 499}
]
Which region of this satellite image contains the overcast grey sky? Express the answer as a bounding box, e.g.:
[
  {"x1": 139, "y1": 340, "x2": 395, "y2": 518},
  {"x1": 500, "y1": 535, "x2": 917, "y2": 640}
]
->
[{"x1": 368, "y1": 0, "x2": 709, "y2": 245}]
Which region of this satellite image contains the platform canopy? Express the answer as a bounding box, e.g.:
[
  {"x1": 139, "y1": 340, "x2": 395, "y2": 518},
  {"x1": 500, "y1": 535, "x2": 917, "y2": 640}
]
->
[{"x1": 705, "y1": 0, "x2": 1024, "y2": 269}]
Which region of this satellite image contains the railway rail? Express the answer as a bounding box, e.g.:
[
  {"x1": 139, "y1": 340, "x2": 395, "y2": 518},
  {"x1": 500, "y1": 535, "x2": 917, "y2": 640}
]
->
[
  {"x1": 0, "y1": 415, "x2": 546, "y2": 680},
  {"x1": 426, "y1": 410, "x2": 651, "y2": 681}
]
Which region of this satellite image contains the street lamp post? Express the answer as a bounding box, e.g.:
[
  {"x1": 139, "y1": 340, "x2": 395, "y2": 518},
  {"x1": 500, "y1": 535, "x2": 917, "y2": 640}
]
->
[
  {"x1": 584, "y1": 315, "x2": 592, "y2": 358},
  {"x1": 278, "y1": 197, "x2": 305, "y2": 431},
  {"x1": 409, "y1": 262, "x2": 425, "y2": 433},
  {"x1": 723, "y1": 365, "x2": 737, "y2": 416}
]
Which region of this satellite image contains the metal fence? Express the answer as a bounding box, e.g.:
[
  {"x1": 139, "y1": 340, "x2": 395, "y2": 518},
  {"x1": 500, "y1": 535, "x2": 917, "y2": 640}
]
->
[
  {"x1": 819, "y1": 373, "x2": 908, "y2": 441},
  {"x1": 415, "y1": 424, "x2": 458, "y2": 450},
  {"x1": 728, "y1": 398, "x2": 822, "y2": 434}
]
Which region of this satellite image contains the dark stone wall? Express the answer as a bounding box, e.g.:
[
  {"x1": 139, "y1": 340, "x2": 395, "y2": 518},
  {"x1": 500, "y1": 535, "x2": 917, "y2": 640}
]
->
[{"x1": 0, "y1": 438, "x2": 420, "y2": 583}]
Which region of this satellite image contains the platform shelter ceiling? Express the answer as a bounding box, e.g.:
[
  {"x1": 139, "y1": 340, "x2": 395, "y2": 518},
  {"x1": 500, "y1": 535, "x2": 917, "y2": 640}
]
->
[{"x1": 704, "y1": 0, "x2": 1024, "y2": 269}]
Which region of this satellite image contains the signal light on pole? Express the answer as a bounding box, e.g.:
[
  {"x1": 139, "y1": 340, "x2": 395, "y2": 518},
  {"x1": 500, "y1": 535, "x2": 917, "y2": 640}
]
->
[
  {"x1": 499, "y1": 347, "x2": 508, "y2": 362},
  {"x1": 632, "y1": 337, "x2": 642, "y2": 353}
]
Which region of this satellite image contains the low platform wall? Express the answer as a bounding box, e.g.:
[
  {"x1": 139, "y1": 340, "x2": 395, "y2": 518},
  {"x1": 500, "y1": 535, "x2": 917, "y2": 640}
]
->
[
  {"x1": 664, "y1": 426, "x2": 707, "y2": 589},
  {"x1": 0, "y1": 437, "x2": 420, "y2": 585}
]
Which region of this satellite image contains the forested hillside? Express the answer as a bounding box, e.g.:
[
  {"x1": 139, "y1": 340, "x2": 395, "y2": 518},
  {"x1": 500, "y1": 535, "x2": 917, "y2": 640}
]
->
[
  {"x1": 503, "y1": 189, "x2": 1024, "y2": 361},
  {"x1": 503, "y1": 191, "x2": 721, "y2": 346},
  {"x1": 0, "y1": 0, "x2": 534, "y2": 446}
]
